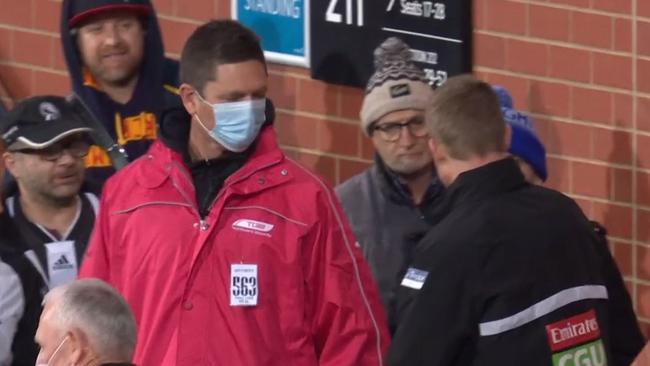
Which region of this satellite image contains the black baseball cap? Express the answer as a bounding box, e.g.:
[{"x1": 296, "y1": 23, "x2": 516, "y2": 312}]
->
[
  {"x1": 68, "y1": 0, "x2": 152, "y2": 28},
  {"x1": 0, "y1": 96, "x2": 92, "y2": 151}
]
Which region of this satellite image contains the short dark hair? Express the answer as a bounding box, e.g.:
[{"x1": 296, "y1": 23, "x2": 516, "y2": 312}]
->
[
  {"x1": 427, "y1": 75, "x2": 507, "y2": 159},
  {"x1": 180, "y1": 20, "x2": 266, "y2": 93}
]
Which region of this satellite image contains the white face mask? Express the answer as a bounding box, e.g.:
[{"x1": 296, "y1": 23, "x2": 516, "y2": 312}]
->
[{"x1": 35, "y1": 336, "x2": 68, "y2": 366}]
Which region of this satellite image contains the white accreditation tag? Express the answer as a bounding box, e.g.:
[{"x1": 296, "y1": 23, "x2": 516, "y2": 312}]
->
[
  {"x1": 400, "y1": 267, "x2": 429, "y2": 290},
  {"x1": 230, "y1": 264, "x2": 258, "y2": 306},
  {"x1": 45, "y1": 241, "x2": 78, "y2": 288}
]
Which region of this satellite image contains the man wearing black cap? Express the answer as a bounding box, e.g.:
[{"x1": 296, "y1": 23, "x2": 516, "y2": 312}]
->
[
  {"x1": 0, "y1": 95, "x2": 99, "y2": 365},
  {"x1": 60, "y1": 0, "x2": 179, "y2": 188}
]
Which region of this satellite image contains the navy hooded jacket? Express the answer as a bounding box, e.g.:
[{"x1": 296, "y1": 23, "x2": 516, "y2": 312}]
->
[{"x1": 60, "y1": 0, "x2": 180, "y2": 189}]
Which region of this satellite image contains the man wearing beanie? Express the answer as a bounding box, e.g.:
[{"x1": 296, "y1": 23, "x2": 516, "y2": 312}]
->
[
  {"x1": 495, "y1": 85, "x2": 645, "y2": 365},
  {"x1": 336, "y1": 37, "x2": 444, "y2": 332}
]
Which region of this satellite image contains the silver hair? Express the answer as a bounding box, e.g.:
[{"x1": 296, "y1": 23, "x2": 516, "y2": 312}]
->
[{"x1": 44, "y1": 279, "x2": 136, "y2": 361}]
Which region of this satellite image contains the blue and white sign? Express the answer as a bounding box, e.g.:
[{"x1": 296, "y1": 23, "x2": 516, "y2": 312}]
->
[{"x1": 233, "y1": 0, "x2": 310, "y2": 67}]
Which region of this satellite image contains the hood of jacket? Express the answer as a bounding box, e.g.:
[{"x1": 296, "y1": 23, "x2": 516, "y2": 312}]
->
[{"x1": 60, "y1": 0, "x2": 167, "y2": 113}]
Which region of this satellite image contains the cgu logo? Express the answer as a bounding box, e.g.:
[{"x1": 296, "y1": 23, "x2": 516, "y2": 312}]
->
[{"x1": 552, "y1": 340, "x2": 607, "y2": 366}]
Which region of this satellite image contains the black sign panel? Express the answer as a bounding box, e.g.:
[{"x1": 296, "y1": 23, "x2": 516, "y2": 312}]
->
[{"x1": 310, "y1": 0, "x2": 472, "y2": 88}]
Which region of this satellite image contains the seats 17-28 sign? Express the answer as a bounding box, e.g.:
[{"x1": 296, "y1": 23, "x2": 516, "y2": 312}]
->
[
  {"x1": 310, "y1": 0, "x2": 472, "y2": 87},
  {"x1": 233, "y1": 0, "x2": 310, "y2": 67}
]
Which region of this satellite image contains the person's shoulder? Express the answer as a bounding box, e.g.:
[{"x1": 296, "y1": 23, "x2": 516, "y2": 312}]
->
[
  {"x1": 335, "y1": 167, "x2": 373, "y2": 199},
  {"x1": 162, "y1": 58, "x2": 180, "y2": 90},
  {"x1": 101, "y1": 142, "x2": 168, "y2": 193}
]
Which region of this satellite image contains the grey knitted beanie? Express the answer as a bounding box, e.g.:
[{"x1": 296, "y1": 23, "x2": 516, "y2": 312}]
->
[{"x1": 360, "y1": 37, "x2": 435, "y2": 135}]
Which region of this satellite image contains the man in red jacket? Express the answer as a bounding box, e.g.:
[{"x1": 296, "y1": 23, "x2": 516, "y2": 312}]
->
[{"x1": 79, "y1": 19, "x2": 390, "y2": 365}]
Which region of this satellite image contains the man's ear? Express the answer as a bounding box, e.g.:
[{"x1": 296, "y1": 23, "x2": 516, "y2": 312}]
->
[
  {"x1": 68, "y1": 328, "x2": 93, "y2": 363},
  {"x1": 3, "y1": 152, "x2": 18, "y2": 179},
  {"x1": 178, "y1": 84, "x2": 200, "y2": 117},
  {"x1": 427, "y1": 137, "x2": 444, "y2": 161}
]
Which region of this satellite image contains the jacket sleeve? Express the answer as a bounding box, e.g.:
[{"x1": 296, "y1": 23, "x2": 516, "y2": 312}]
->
[
  {"x1": 591, "y1": 222, "x2": 645, "y2": 365},
  {"x1": 303, "y1": 187, "x2": 390, "y2": 366},
  {"x1": 387, "y1": 242, "x2": 478, "y2": 366},
  {"x1": 0, "y1": 260, "x2": 24, "y2": 366},
  {"x1": 78, "y1": 185, "x2": 111, "y2": 282}
]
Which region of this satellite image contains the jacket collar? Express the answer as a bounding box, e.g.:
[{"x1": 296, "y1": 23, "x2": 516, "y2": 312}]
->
[
  {"x1": 146, "y1": 107, "x2": 285, "y2": 194},
  {"x1": 443, "y1": 157, "x2": 528, "y2": 210},
  {"x1": 372, "y1": 154, "x2": 442, "y2": 207}
]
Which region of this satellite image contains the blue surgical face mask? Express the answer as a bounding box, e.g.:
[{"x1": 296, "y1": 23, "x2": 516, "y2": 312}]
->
[{"x1": 194, "y1": 93, "x2": 266, "y2": 152}]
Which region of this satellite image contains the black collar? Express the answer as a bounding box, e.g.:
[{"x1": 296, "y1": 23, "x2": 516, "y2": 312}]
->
[{"x1": 444, "y1": 157, "x2": 528, "y2": 210}]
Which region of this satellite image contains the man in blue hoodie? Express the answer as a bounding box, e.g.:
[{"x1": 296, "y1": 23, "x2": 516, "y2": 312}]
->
[{"x1": 60, "y1": 0, "x2": 179, "y2": 189}]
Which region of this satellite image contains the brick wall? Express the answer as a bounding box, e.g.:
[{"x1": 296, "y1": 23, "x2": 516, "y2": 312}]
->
[{"x1": 1, "y1": 0, "x2": 648, "y2": 333}]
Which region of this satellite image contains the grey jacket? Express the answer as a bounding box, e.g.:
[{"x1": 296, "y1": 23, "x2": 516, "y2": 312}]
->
[{"x1": 335, "y1": 158, "x2": 444, "y2": 332}]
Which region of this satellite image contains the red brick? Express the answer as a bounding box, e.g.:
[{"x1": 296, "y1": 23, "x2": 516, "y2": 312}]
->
[
  {"x1": 0, "y1": 65, "x2": 32, "y2": 99},
  {"x1": 547, "y1": 0, "x2": 589, "y2": 7},
  {"x1": 275, "y1": 112, "x2": 319, "y2": 150},
  {"x1": 268, "y1": 72, "x2": 297, "y2": 110},
  {"x1": 637, "y1": 135, "x2": 650, "y2": 170},
  {"x1": 361, "y1": 135, "x2": 375, "y2": 160},
  {"x1": 484, "y1": 0, "x2": 527, "y2": 35},
  {"x1": 613, "y1": 93, "x2": 633, "y2": 129},
  {"x1": 638, "y1": 248, "x2": 650, "y2": 290},
  {"x1": 505, "y1": 39, "x2": 548, "y2": 76},
  {"x1": 548, "y1": 46, "x2": 590, "y2": 83},
  {"x1": 571, "y1": 11, "x2": 613, "y2": 49},
  {"x1": 593, "y1": 52, "x2": 632, "y2": 89},
  {"x1": 639, "y1": 21, "x2": 650, "y2": 57},
  {"x1": 592, "y1": 129, "x2": 632, "y2": 165},
  {"x1": 12, "y1": 31, "x2": 54, "y2": 68},
  {"x1": 528, "y1": 81, "x2": 570, "y2": 117},
  {"x1": 639, "y1": 210, "x2": 650, "y2": 244},
  {"x1": 177, "y1": 0, "x2": 215, "y2": 20},
  {"x1": 641, "y1": 1, "x2": 650, "y2": 18},
  {"x1": 544, "y1": 121, "x2": 591, "y2": 158},
  {"x1": 318, "y1": 121, "x2": 359, "y2": 157},
  {"x1": 474, "y1": 33, "x2": 506, "y2": 70},
  {"x1": 612, "y1": 168, "x2": 632, "y2": 203},
  {"x1": 591, "y1": 202, "x2": 632, "y2": 239},
  {"x1": 297, "y1": 78, "x2": 339, "y2": 116},
  {"x1": 216, "y1": 0, "x2": 232, "y2": 18},
  {"x1": 613, "y1": 241, "x2": 633, "y2": 278},
  {"x1": 283, "y1": 149, "x2": 336, "y2": 185},
  {"x1": 158, "y1": 18, "x2": 196, "y2": 55},
  {"x1": 0, "y1": 0, "x2": 32, "y2": 28},
  {"x1": 572, "y1": 161, "x2": 609, "y2": 199},
  {"x1": 473, "y1": 0, "x2": 485, "y2": 30},
  {"x1": 637, "y1": 282, "x2": 650, "y2": 318},
  {"x1": 0, "y1": 27, "x2": 12, "y2": 61},
  {"x1": 338, "y1": 159, "x2": 371, "y2": 185},
  {"x1": 592, "y1": 0, "x2": 631, "y2": 14},
  {"x1": 638, "y1": 59, "x2": 650, "y2": 94},
  {"x1": 481, "y1": 73, "x2": 529, "y2": 110},
  {"x1": 529, "y1": 5, "x2": 570, "y2": 41},
  {"x1": 638, "y1": 172, "x2": 650, "y2": 208},
  {"x1": 152, "y1": 0, "x2": 174, "y2": 15},
  {"x1": 339, "y1": 85, "x2": 364, "y2": 121},
  {"x1": 638, "y1": 97, "x2": 650, "y2": 132},
  {"x1": 614, "y1": 18, "x2": 632, "y2": 53},
  {"x1": 32, "y1": 71, "x2": 69, "y2": 96},
  {"x1": 572, "y1": 87, "x2": 611, "y2": 124},
  {"x1": 33, "y1": 0, "x2": 61, "y2": 33},
  {"x1": 545, "y1": 157, "x2": 570, "y2": 192}
]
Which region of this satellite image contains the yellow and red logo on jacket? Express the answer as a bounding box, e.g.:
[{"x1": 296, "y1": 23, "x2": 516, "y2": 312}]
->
[{"x1": 84, "y1": 112, "x2": 157, "y2": 168}]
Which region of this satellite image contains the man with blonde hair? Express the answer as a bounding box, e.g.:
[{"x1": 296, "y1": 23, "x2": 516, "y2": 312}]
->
[{"x1": 34, "y1": 279, "x2": 136, "y2": 366}]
